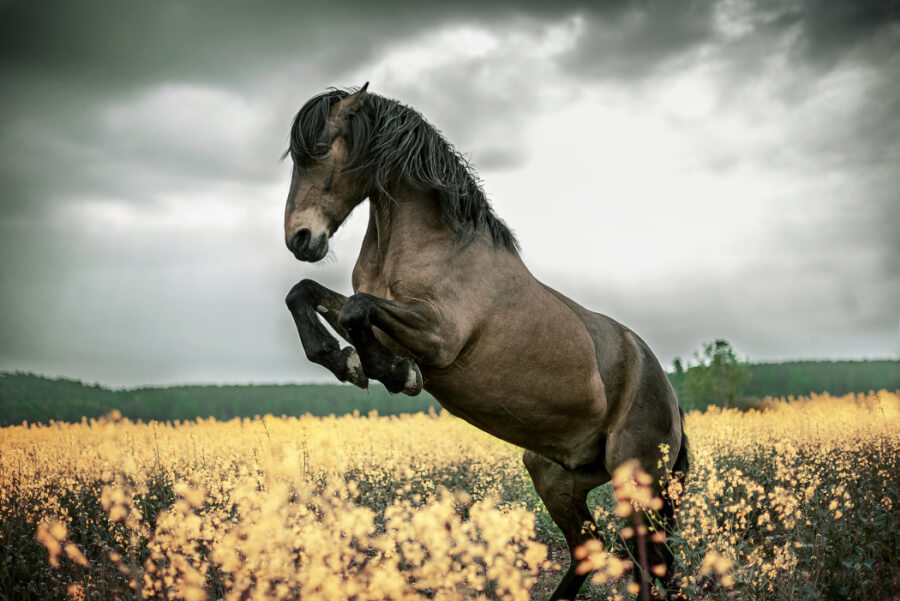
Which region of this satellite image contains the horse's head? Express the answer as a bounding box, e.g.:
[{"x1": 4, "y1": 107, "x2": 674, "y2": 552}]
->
[{"x1": 284, "y1": 84, "x2": 370, "y2": 262}]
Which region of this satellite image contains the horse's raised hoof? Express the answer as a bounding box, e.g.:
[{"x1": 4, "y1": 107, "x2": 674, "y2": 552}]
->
[
  {"x1": 341, "y1": 347, "x2": 368, "y2": 389},
  {"x1": 402, "y1": 362, "x2": 423, "y2": 396},
  {"x1": 380, "y1": 358, "x2": 423, "y2": 395}
]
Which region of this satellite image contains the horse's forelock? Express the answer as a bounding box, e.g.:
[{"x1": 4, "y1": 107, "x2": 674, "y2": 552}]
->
[{"x1": 289, "y1": 90, "x2": 347, "y2": 166}]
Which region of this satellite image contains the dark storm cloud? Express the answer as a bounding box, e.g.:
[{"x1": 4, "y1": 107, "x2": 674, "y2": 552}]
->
[
  {"x1": 0, "y1": 3, "x2": 342, "y2": 219},
  {"x1": 0, "y1": 0, "x2": 606, "y2": 90},
  {"x1": 561, "y1": 2, "x2": 716, "y2": 80},
  {"x1": 558, "y1": 0, "x2": 899, "y2": 80},
  {"x1": 798, "y1": 0, "x2": 900, "y2": 65},
  {"x1": 1, "y1": 1, "x2": 384, "y2": 89}
]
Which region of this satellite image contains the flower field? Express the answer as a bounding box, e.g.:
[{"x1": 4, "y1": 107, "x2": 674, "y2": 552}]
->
[{"x1": 1, "y1": 392, "x2": 898, "y2": 600}]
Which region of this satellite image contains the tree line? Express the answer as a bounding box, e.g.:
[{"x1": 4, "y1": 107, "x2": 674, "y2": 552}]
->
[
  {"x1": 1, "y1": 351, "x2": 898, "y2": 424},
  {"x1": 0, "y1": 374, "x2": 440, "y2": 426}
]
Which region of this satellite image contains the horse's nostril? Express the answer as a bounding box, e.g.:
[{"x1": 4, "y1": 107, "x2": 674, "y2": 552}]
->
[{"x1": 289, "y1": 228, "x2": 311, "y2": 254}]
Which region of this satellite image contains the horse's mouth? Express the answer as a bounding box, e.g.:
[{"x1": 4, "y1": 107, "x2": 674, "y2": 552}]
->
[{"x1": 292, "y1": 243, "x2": 328, "y2": 262}]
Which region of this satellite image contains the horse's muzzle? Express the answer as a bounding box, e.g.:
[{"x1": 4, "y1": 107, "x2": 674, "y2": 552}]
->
[{"x1": 288, "y1": 228, "x2": 328, "y2": 262}]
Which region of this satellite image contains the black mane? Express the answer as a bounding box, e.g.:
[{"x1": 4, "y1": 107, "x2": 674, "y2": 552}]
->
[{"x1": 288, "y1": 88, "x2": 519, "y2": 252}]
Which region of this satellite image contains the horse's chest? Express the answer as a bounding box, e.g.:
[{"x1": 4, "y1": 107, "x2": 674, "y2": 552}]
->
[{"x1": 351, "y1": 265, "x2": 392, "y2": 299}]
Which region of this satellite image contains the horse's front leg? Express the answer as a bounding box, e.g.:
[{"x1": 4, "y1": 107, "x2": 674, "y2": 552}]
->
[
  {"x1": 338, "y1": 293, "x2": 448, "y2": 396},
  {"x1": 285, "y1": 279, "x2": 367, "y2": 388}
]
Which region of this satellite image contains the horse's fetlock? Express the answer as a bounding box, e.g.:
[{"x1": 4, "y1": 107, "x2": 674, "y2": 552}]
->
[
  {"x1": 304, "y1": 346, "x2": 326, "y2": 363},
  {"x1": 306, "y1": 338, "x2": 339, "y2": 363}
]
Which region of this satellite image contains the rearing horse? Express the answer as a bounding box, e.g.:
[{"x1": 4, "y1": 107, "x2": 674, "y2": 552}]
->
[{"x1": 283, "y1": 84, "x2": 688, "y2": 600}]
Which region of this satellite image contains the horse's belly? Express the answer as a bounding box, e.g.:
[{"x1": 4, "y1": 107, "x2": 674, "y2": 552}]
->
[{"x1": 420, "y1": 321, "x2": 608, "y2": 466}]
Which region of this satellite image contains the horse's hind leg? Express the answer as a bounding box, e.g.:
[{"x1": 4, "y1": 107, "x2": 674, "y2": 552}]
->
[
  {"x1": 285, "y1": 279, "x2": 367, "y2": 388},
  {"x1": 523, "y1": 450, "x2": 610, "y2": 601},
  {"x1": 606, "y1": 427, "x2": 685, "y2": 599},
  {"x1": 653, "y1": 422, "x2": 689, "y2": 599}
]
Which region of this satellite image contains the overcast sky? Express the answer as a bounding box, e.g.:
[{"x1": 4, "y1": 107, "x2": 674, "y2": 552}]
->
[{"x1": 1, "y1": 0, "x2": 898, "y2": 387}]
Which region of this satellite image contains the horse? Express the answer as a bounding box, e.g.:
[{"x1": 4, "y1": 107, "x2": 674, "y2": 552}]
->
[{"x1": 282, "y1": 83, "x2": 689, "y2": 600}]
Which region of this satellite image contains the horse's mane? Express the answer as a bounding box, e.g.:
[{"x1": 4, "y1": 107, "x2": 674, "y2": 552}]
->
[{"x1": 287, "y1": 87, "x2": 519, "y2": 252}]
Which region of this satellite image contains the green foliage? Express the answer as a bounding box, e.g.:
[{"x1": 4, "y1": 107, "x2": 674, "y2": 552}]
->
[
  {"x1": 0, "y1": 372, "x2": 439, "y2": 426},
  {"x1": 681, "y1": 340, "x2": 752, "y2": 410}
]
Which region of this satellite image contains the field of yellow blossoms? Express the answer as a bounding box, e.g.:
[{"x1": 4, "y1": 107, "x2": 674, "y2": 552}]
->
[{"x1": 1, "y1": 391, "x2": 898, "y2": 600}]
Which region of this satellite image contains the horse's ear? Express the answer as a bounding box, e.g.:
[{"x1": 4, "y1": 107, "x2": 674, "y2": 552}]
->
[{"x1": 331, "y1": 83, "x2": 369, "y2": 122}]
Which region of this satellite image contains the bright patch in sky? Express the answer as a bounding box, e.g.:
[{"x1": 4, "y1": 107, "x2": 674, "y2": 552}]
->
[{"x1": 365, "y1": 16, "x2": 584, "y2": 87}]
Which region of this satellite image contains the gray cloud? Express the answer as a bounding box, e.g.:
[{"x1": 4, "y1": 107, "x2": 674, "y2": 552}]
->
[
  {"x1": 558, "y1": 0, "x2": 899, "y2": 81},
  {"x1": 0, "y1": 1, "x2": 596, "y2": 221},
  {"x1": 565, "y1": 0, "x2": 900, "y2": 351},
  {"x1": 1, "y1": 0, "x2": 897, "y2": 384},
  {"x1": 797, "y1": 0, "x2": 900, "y2": 65},
  {"x1": 561, "y1": 2, "x2": 716, "y2": 81}
]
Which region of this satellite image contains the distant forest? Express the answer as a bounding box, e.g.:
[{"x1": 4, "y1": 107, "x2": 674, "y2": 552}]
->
[{"x1": 1, "y1": 359, "x2": 898, "y2": 425}]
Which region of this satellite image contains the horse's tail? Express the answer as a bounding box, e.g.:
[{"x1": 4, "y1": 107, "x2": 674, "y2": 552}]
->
[
  {"x1": 652, "y1": 409, "x2": 689, "y2": 601},
  {"x1": 672, "y1": 406, "x2": 689, "y2": 487}
]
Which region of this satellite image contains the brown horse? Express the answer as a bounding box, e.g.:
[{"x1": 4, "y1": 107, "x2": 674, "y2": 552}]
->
[{"x1": 283, "y1": 84, "x2": 688, "y2": 600}]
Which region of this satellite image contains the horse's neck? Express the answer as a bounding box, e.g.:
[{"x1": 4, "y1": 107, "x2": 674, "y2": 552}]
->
[
  {"x1": 352, "y1": 201, "x2": 390, "y2": 289},
  {"x1": 352, "y1": 182, "x2": 527, "y2": 300},
  {"x1": 351, "y1": 184, "x2": 448, "y2": 294}
]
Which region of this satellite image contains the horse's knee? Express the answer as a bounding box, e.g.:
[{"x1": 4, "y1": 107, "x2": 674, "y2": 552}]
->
[{"x1": 285, "y1": 279, "x2": 318, "y2": 310}]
